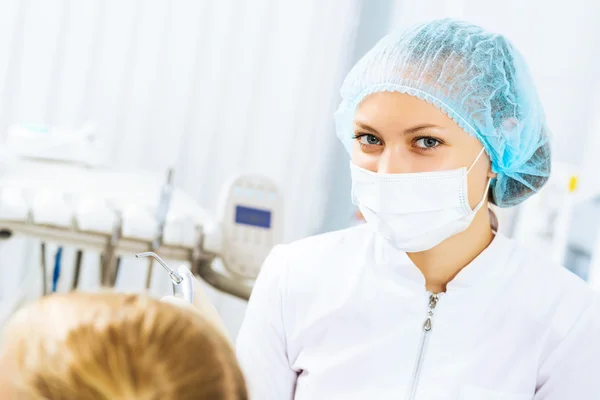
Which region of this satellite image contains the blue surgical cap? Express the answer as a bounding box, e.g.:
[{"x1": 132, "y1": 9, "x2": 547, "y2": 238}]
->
[{"x1": 335, "y1": 18, "x2": 551, "y2": 207}]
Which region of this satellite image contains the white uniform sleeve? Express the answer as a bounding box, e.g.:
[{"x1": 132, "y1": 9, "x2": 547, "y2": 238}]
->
[
  {"x1": 236, "y1": 245, "x2": 297, "y2": 399},
  {"x1": 535, "y1": 296, "x2": 600, "y2": 399}
]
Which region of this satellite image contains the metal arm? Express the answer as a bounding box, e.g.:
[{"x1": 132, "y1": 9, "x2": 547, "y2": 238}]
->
[
  {"x1": 193, "y1": 258, "x2": 252, "y2": 300},
  {"x1": 135, "y1": 252, "x2": 183, "y2": 284}
]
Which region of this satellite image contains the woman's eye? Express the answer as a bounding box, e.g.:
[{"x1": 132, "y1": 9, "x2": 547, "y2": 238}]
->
[
  {"x1": 355, "y1": 134, "x2": 382, "y2": 146},
  {"x1": 415, "y1": 137, "x2": 441, "y2": 149}
]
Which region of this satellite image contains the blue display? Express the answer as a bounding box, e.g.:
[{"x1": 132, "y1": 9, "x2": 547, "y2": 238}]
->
[{"x1": 235, "y1": 205, "x2": 271, "y2": 229}]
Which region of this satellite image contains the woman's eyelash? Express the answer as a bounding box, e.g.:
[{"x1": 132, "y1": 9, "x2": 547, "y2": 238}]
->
[
  {"x1": 413, "y1": 136, "x2": 444, "y2": 151},
  {"x1": 352, "y1": 133, "x2": 444, "y2": 152},
  {"x1": 353, "y1": 133, "x2": 378, "y2": 140}
]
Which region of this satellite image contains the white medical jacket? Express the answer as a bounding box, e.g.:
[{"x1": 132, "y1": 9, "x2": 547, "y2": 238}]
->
[{"x1": 236, "y1": 225, "x2": 600, "y2": 399}]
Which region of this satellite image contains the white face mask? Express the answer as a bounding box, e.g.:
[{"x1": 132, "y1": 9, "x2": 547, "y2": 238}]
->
[{"x1": 350, "y1": 148, "x2": 490, "y2": 252}]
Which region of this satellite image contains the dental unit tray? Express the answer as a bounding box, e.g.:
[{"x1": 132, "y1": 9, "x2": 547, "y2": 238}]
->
[{"x1": 0, "y1": 158, "x2": 283, "y2": 301}]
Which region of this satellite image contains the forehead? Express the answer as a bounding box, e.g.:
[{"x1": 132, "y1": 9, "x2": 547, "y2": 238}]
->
[{"x1": 355, "y1": 91, "x2": 455, "y2": 128}]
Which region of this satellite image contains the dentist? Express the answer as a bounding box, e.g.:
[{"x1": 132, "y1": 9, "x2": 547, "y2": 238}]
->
[{"x1": 236, "y1": 19, "x2": 600, "y2": 399}]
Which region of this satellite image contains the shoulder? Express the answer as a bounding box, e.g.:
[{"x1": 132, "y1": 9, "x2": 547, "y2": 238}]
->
[
  {"x1": 514, "y1": 241, "x2": 597, "y2": 305},
  {"x1": 264, "y1": 224, "x2": 372, "y2": 280},
  {"x1": 509, "y1": 239, "x2": 600, "y2": 341},
  {"x1": 275, "y1": 224, "x2": 371, "y2": 262},
  {"x1": 514, "y1": 244, "x2": 600, "y2": 383},
  {"x1": 258, "y1": 224, "x2": 373, "y2": 299},
  {"x1": 281, "y1": 224, "x2": 374, "y2": 277}
]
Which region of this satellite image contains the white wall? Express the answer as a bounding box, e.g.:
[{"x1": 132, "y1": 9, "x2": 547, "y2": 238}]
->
[{"x1": 0, "y1": 0, "x2": 362, "y2": 337}]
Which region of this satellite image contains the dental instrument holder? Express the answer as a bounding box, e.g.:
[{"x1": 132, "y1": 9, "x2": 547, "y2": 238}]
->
[
  {"x1": 40, "y1": 242, "x2": 48, "y2": 295},
  {"x1": 135, "y1": 252, "x2": 195, "y2": 304},
  {"x1": 101, "y1": 211, "x2": 122, "y2": 287},
  {"x1": 146, "y1": 168, "x2": 174, "y2": 289},
  {"x1": 0, "y1": 172, "x2": 281, "y2": 301},
  {"x1": 24, "y1": 192, "x2": 50, "y2": 296}
]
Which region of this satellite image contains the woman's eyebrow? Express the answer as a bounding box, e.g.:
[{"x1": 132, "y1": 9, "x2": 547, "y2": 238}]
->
[
  {"x1": 404, "y1": 124, "x2": 441, "y2": 135},
  {"x1": 355, "y1": 121, "x2": 379, "y2": 134},
  {"x1": 355, "y1": 121, "x2": 442, "y2": 135}
]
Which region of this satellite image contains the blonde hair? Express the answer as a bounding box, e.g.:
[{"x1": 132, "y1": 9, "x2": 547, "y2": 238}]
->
[{"x1": 1, "y1": 292, "x2": 247, "y2": 400}]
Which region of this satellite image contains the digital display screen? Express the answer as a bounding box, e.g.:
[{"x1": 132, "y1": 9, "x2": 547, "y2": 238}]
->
[{"x1": 235, "y1": 205, "x2": 271, "y2": 229}]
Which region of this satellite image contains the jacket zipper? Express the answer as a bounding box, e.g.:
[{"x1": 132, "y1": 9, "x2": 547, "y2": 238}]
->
[{"x1": 406, "y1": 293, "x2": 439, "y2": 400}]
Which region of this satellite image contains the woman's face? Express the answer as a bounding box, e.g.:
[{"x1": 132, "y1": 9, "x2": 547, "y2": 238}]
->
[{"x1": 351, "y1": 91, "x2": 496, "y2": 208}]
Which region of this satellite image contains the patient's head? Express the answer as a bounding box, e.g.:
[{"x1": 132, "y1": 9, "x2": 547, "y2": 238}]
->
[{"x1": 0, "y1": 292, "x2": 247, "y2": 400}]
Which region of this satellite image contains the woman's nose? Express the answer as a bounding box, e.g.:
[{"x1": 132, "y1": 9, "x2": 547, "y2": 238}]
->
[{"x1": 377, "y1": 147, "x2": 410, "y2": 174}]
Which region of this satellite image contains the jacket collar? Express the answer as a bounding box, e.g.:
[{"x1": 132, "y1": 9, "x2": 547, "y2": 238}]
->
[{"x1": 371, "y1": 227, "x2": 517, "y2": 292}]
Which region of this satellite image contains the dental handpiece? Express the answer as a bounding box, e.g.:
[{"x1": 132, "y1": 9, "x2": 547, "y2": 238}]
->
[{"x1": 135, "y1": 252, "x2": 195, "y2": 304}]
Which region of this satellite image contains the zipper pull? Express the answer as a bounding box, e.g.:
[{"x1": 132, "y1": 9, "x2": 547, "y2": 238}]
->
[
  {"x1": 423, "y1": 294, "x2": 438, "y2": 332},
  {"x1": 429, "y1": 294, "x2": 439, "y2": 309},
  {"x1": 423, "y1": 316, "x2": 432, "y2": 331}
]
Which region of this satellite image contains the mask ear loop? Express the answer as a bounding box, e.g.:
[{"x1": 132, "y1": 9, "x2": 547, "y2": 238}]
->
[
  {"x1": 467, "y1": 147, "x2": 486, "y2": 175},
  {"x1": 465, "y1": 147, "x2": 491, "y2": 214}
]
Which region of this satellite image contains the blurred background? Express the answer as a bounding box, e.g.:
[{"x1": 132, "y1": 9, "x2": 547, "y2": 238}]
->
[{"x1": 0, "y1": 0, "x2": 600, "y2": 339}]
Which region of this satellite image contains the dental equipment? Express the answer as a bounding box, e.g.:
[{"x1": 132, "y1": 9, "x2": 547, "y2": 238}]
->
[
  {"x1": 135, "y1": 252, "x2": 194, "y2": 304},
  {"x1": 6, "y1": 123, "x2": 106, "y2": 167},
  {"x1": 40, "y1": 242, "x2": 48, "y2": 296},
  {"x1": 52, "y1": 247, "x2": 63, "y2": 293},
  {"x1": 145, "y1": 168, "x2": 175, "y2": 289},
  {"x1": 204, "y1": 174, "x2": 282, "y2": 280},
  {"x1": 71, "y1": 249, "x2": 83, "y2": 290},
  {"x1": 100, "y1": 213, "x2": 122, "y2": 287},
  {"x1": 0, "y1": 157, "x2": 283, "y2": 301}
]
